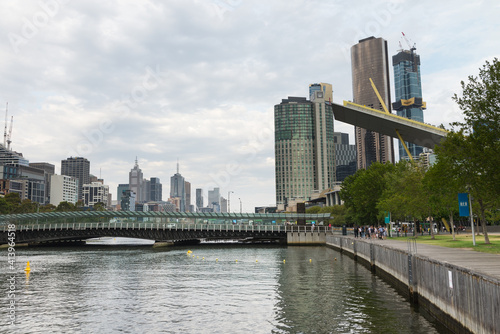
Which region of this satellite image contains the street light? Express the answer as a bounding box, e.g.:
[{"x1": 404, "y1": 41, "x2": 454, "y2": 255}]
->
[
  {"x1": 228, "y1": 191, "x2": 234, "y2": 213},
  {"x1": 239, "y1": 198, "x2": 242, "y2": 214}
]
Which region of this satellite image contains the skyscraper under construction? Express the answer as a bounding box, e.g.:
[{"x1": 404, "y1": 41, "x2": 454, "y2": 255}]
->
[
  {"x1": 392, "y1": 43, "x2": 426, "y2": 160},
  {"x1": 351, "y1": 37, "x2": 395, "y2": 169}
]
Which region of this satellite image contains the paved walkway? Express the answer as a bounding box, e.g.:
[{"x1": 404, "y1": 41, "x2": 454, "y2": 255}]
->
[{"x1": 344, "y1": 235, "x2": 500, "y2": 281}]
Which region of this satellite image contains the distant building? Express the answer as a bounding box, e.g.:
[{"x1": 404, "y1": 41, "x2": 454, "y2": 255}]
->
[
  {"x1": 50, "y1": 174, "x2": 78, "y2": 206},
  {"x1": 220, "y1": 197, "x2": 228, "y2": 213},
  {"x1": 61, "y1": 157, "x2": 90, "y2": 202},
  {"x1": 195, "y1": 188, "x2": 203, "y2": 211},
  {"x1": 29, "y1": 162, "x2": 55, "y2": 204},
  {"x1": 120, "y1": 190, "x2": 136, "y2": 211},
  {"x1": 334, "y1": 132, "x2": 357, "y2": 182},
  {"x1": 117, "y1": 184, "x2": 129, "y2": 203},
  {"x1": 208, "y1": 187, "x2": 220, "y2": 212},
  {"x1": 170, "y1": 162, "x2": 186, "y2": 212},
  {"x1": 185, "y1": 181, "x2": 191, "y2": 212},
  {"x1": 150, "y1": 177, "x2": 162, "y2": 202},
  {"x1": 129, "y1": 158, "x2": 144, "y2": 203},
  {"x1": 351, "y1": 37, "x2": 395, "y2": 169},
  {"x1": 393, "y1": 48, "x2": 426, "y2": 160},
  {"x1": 82, "y1": 182, "x2": 109, "y2": 208}
]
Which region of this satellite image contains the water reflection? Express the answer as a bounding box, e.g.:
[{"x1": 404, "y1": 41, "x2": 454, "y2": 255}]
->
[{"x1": 0, "y1": 245, "x2": 448, "y2": 333}]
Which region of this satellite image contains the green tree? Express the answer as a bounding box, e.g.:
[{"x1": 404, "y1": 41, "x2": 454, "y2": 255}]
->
[
  {"x1": 56, "y1": 201, "x2": 76, "y2": 212},
  {"x1": 340, "y1": 162, "x2": 396, "y2": 225},
  {"x1": 423, "y1": 157, "x2": 461, "y2": 240},
  {"x1": 378, "y1": 161, "x2": 432, "y2": 237},
  {"x1": 436, "y1": 58, "x2": 500, "y2": 244},
  {"x1": 93, "y1": 202, "x2": 107, "y2": 211},
  {"x1": 39, "y1": 204, "x2": 57, "y2": 213}
]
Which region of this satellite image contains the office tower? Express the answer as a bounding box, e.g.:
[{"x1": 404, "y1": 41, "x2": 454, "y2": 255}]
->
[
  {"x1": 195, "y1": 188, "x2": 203, "y2": 211},
  {"x1": 61, "y1": 157, "x2": 90, "y2": 201},
  {"x1": 142, "y1": 178, "x2": 151, "y2": 202},
  {"x1": 170, "y1": 162, "x2": 186, "y2": 212},
  {"x1": 351, "y1": 37, "x2": 395, "y2": 169},
  {"x1": 117, "y1": 184, "x2": 129, "y2": 203},
  {"x1": 184, "y1": 181, "x2": 191, "y2": 212},
  {"x1": 121, "y1": 190, "x2": 136, "y2": 211},
  {"x1": 50, "y1": 175, "x2": 78, "y2": 205},
  {"x1": 274, "y1": 85, "x2": 335, "y2": 208},
  {"x1": 150, "y1": 177, "x2": 162, "y2": 202},
  {"x1": 29, "y1": 162, "x2": 55, "y2": 204},
  {"x1": 334, "y1": 132, "x2": 357, "y2": 182},
  {"x1": 129, "y1": 158, "x2": 144, "y2": 203},
  {"x1": 82, "y1": 182, "x2": 109, "y2": 208},
  {"x1": 208, "y1": 187, "x2": 220, "y2": 212},
  {"x1": 393, "y1": 47, "x2": 426, "y2": 160}
]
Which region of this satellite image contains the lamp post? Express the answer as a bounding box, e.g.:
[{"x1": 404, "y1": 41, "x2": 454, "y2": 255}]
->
[
  {"x1": 239, "y1": 198, "x2": 242, "y2": 214},
  {"x1": 228, "y1": 191, "x2": 233, "y2": 213}
]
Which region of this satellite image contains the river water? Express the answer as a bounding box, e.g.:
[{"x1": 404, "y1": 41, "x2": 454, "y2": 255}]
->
[{"x1": 2, "y1": 243, "x2": 450, "y2": 333}]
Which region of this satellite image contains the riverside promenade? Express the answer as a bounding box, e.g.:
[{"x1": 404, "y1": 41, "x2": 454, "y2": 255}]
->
[
  {"x1": 326, "y1": 234, "x2": 500, "y2": 334},
  {"x1": 351, "y1": 235, "x2": 500, "y2": 278}
]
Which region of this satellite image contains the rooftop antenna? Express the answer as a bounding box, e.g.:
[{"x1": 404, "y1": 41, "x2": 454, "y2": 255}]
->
[{"x1": 176, "y1": 158, "x2": 179, "y2": 174}]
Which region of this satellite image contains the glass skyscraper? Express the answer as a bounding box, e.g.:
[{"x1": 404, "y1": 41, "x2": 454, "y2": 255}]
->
[
  {"x1": 351, "y1": 37, "x2": 395, "y2": 169},
  {"x1": 274, "y1": 86, "x2": 335, "y2": 208},
  {"x1": 392, "y1": 49, "x2": 426, "y2": 160}
]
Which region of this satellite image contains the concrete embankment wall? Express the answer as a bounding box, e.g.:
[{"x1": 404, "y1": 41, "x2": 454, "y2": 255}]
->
[{"x1": 326, "y1": 236, "x2": 500, "y2": 334}]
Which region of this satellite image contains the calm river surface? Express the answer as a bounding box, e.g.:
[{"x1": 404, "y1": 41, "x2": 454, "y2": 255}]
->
[{"x1": 2, "y1": 243, "x2": 451, "y2": 333}]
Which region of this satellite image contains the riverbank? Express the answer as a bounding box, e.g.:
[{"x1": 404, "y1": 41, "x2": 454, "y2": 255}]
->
[{"x1": 326, "y1": 235, "x2": 500, "y2": 334}]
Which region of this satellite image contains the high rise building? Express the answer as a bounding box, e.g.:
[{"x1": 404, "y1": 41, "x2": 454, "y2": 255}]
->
[
  {"x1": 170, "y1": 162, "x2": 186, "y2": 212},
  {"x1": 82, "y1": 182, "x2": 109, "y2": 208},
  {"x1": 150, "y1": 177, "x2": 162, "y2": 202},
  {"x1": 117, "y1": 184, "x2": 129, "y2": 203},
  {"x1": 50, "y1": 174, "x2": 78, "y2": 205},
  {"x1": 29, "y1": 162, "x2": 55, "y2": 204},
  {"x1": 61, "y1": 157, "x2": 90, "y2": 202},
  {"x1": 392, "y1": 48, "x2": 426, "y2": 160},
  {"x1": 208, "y1": 187, "x2": 220, "y2": 212},
  {"x1": 195, "y1": 188, "x2": 203, "y2": 211},
  {"x1": 351, "y1": 37, "x2": 395, "y2": 169},
  {"x1": 333, "y1": 132, "x2": 357, "y2": 182},
  {"x1": 184, "y1": 181, "x2": 191, "y2": 212},
  {"x1": 274, "y1": 85, "x2": 335, "y2": 209},
  {"x1": 129, "y1": 158, "x2": 144, "y2": 203}
]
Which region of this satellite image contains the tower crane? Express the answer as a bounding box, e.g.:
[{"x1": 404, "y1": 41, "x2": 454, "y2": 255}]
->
[
  {"x1": 4, "y1": 102, "x2": 8, "y2": 148},
  {"x1": 401, "y1": 32, "x2": 418, "y2": 72},
  {"x1": 7, "y1": 116, "x2": 13, "y2": 150}
]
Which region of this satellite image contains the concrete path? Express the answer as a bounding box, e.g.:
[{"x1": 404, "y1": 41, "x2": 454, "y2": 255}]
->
[{"x1": 347, "y1": 235, "x2": 500, "y2": 280}]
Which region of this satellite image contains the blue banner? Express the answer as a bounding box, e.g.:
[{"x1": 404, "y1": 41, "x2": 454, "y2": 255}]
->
[{"x1": 458, "y1": 193, "x2": 470, "y2": 217}]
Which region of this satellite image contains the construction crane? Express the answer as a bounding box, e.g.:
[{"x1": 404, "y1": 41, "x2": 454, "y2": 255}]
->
[
  {"x1": 401, "y1": 32, "x2": 418, "y2": 72},
  {"x1": 7, "y1": 116, "x2": 13, "y2": 150},
  {"x1": 4, "y1": 102, "x2": 8, "y2": 148}
]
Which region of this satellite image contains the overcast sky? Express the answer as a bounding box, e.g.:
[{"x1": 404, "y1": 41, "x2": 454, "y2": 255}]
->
[{"x1": 1, "y1": 0, "x2": 499, "y2": 211}]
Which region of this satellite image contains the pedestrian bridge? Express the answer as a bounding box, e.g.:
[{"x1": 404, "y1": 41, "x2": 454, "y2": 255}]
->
[{"x1": 0, "y1": 211, "x2": 332, "y2": 245}]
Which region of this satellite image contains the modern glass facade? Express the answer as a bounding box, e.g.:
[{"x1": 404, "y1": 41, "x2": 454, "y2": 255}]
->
[
  {"x1": 351, "y1": 37, "x2": 395, "y2": 169},
  {"x1": 274, "y1": 92, "x2": 335, "y2": 207},
  {"x1": 392, "y1": 50, "x2": 426, "y2": 160}
]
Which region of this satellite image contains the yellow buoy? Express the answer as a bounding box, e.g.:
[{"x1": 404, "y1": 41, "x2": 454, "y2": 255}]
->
[
  {"x1": 187, "y1": 250, "x2": 192, "y2": 254},
  {"x1": 309, "y1": 259, "x2": 312, "y2": 263},
  {"x1": 216, "y1": 258, "x2": 218, "y2": 262},
  {"x1": 24, "y1": 261, "x2": 31, "y2": 272},
  {"x1": 202, "y1": 257, "x2": 205, "y2": 260},
  {"x1": 283, "y1": 259, "x2": 285, "y2": 263},
  {"x1": 235, "y1": 260, "x2": 238, "y2": 263},
  {"x1": 256, "y1": 260, "x2": 258, "y2": 263}
]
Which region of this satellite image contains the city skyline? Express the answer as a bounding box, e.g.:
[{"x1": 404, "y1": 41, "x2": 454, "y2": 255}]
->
[{"x1": 1, "y1": 1, "x2": 499, "y2": 211}]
